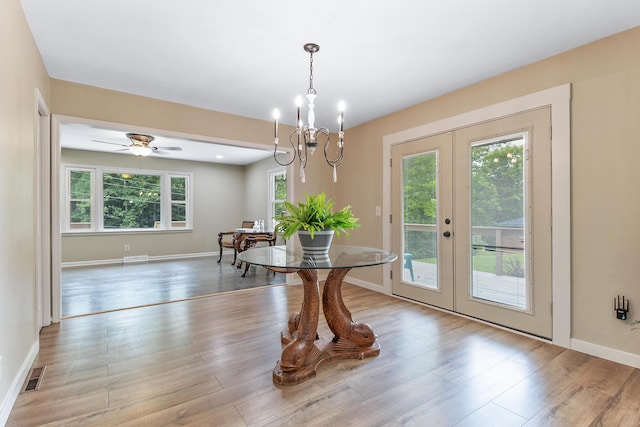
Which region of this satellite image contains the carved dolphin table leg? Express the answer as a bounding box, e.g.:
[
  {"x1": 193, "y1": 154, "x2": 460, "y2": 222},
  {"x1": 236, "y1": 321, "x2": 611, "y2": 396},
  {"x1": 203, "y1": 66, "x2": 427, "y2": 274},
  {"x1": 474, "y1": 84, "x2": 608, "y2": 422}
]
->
[
  {"x1": 322, "y1": 268, "x2": 379, "y2": 358},
  {"x1": 273, "y1": 268, "x2": 322, "y2": 385}
]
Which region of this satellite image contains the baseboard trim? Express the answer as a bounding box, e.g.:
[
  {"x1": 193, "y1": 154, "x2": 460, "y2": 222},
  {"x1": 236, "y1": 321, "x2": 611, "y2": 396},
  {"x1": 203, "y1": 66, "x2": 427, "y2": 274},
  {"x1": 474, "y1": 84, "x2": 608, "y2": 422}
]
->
[
  {"x1": 0, "y1": 341, "x2": 39, "y2": 426},
  {"x1": 150, "y1": 252, "x2": 217, "y2": 261},
  {"x1": 345, "y1": 276, "x2": 640, "y2": 370},
  {"x1": 62, "y1": 258, "x2": 122, "y2": 268},
  {"x1": 571, "y1": 339, "x2": 640, "y2": 369},
  {"x1": 344, "y1": 275, "x2": 387, "y2": 294},
  {"x1": 62, "y1": 252, "x2": 218, "y2": 268}
]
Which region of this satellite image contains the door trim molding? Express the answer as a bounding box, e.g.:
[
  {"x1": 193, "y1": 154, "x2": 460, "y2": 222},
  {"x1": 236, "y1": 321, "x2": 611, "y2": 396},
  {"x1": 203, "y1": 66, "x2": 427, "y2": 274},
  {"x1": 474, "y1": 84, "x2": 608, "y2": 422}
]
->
[
  {"x1": 35, "y1": 88, "x2": 51, "y2": 328},
  {"x1": 382, "y1": 84, "x2": 571, "y2": 348}
]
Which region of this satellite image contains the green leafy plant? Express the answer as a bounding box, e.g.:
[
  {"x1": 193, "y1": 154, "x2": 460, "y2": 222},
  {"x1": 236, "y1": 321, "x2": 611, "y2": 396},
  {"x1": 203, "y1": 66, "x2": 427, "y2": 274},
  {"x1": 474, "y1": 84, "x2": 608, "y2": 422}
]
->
[{"x1": 274, "y1": 192, "x2": 360, "y2": 240}]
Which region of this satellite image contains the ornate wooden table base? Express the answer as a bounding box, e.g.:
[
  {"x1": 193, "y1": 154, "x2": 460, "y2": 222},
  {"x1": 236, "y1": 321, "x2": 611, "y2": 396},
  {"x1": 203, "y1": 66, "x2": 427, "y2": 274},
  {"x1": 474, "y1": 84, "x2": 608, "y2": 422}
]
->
[{"x1": 272, "y1": 267, "x2": 379, "y2": 386}]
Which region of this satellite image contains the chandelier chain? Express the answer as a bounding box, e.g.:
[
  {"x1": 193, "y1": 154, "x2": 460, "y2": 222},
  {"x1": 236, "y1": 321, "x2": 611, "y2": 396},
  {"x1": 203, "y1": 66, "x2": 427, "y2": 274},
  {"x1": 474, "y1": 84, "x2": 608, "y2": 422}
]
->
[{"x1": 308, "y1": 52, "x2": 315, "y2": 94}]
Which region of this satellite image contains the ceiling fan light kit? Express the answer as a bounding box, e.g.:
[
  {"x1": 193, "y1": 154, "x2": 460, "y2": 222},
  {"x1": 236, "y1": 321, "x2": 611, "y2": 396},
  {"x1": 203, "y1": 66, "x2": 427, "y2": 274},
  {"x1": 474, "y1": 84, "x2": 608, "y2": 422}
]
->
[
  {"x1": 93, "y1": 132, "x2": 182, "y2": 157},
  {"x1": 127, "y1": 133, "x2": 154, "y2": 157}
]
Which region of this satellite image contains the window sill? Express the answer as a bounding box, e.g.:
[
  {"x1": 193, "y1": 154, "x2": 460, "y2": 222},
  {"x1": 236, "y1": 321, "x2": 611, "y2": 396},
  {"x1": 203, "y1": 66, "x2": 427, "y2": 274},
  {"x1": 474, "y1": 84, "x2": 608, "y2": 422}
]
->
[{"x1": 62, "y1": 228, "x2": 193, "y2": 237}]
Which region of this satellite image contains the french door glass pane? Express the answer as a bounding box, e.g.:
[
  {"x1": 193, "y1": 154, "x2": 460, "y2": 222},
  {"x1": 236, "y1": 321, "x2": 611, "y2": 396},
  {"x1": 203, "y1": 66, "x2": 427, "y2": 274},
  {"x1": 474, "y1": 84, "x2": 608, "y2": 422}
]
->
[
  {"x1": 470, "y1": 136, "x2": 526, "y2": 309},
  {"x1": 402, "y1": 151, "x2": 438, "y2": 289}
]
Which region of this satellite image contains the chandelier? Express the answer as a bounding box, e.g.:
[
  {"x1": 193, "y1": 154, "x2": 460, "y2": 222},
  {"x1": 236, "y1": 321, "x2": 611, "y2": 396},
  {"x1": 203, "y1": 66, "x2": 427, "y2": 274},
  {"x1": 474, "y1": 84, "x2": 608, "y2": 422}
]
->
[{"x1": 272, "y1": 43, "x2": 345, "y2": 183}]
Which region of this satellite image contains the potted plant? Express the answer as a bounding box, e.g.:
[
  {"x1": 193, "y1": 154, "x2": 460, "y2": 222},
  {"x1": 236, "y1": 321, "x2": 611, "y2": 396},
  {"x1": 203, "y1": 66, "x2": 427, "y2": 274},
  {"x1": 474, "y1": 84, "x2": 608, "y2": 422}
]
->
[{"x1": 274, "y1": 192, "x2": 360, "y2": 255}]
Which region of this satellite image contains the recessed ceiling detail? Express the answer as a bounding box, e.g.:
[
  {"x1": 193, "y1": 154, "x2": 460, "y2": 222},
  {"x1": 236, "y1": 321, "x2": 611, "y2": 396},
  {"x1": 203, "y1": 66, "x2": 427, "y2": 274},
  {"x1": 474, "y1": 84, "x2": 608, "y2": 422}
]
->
[{"x1": 60, "y1": 122, "x2": 273, "y2": 165}]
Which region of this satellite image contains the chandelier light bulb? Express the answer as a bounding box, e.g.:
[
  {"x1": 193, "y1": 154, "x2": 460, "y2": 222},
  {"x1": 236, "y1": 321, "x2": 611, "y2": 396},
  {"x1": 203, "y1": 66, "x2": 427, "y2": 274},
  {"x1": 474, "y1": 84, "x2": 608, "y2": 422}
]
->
[{"x1": 273, "y1": 109, "x2": 280, "y2": 140}]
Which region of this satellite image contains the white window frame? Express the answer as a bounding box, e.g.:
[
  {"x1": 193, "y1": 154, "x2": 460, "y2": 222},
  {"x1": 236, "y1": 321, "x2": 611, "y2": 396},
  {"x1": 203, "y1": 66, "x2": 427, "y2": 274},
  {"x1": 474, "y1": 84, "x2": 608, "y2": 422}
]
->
[
  {"x1": 166, "y1": 174, "x2": 190, "y2": 229},
  {"x1": 66, "y1": 167, "x2": 94, "y2": 231},
  {"x1": 62, "y1": 164, "x2": 192, "y2": 233},
  {"x1": 268, "y1": 167, "x2": 286, "y2": 230}
]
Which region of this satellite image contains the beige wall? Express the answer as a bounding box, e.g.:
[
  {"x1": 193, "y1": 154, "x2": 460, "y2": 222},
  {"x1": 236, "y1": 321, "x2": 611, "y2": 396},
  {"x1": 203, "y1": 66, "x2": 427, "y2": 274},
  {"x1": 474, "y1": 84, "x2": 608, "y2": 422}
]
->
[
  {"x1": 341, "y1": 27, "x2": 640, "y2": 356},
  {"x1": 0, "y1": 0, "x2": 51, "y2": 419},
  {"x1": 61, "y1": 149, "x2": 247, "y2": 262}
]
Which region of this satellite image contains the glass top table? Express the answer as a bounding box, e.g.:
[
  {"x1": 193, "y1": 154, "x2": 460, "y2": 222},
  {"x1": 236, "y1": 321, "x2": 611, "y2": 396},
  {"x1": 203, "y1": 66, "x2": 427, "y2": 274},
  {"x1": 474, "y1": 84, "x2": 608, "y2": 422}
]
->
[
  {"x1": 237, "y1": 244, "x2": 397, "y2": 270},
  {"x1": 238, "y1": 244, "x2": 397, "y2": 386}
]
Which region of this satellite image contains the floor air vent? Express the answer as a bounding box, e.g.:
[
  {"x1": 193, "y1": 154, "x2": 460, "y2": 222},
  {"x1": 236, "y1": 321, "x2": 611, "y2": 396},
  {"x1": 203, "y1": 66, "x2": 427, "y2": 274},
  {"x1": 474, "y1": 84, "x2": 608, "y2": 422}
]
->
[{"x1": 23, "y1": 365, "x2": 46, "y2": 392}]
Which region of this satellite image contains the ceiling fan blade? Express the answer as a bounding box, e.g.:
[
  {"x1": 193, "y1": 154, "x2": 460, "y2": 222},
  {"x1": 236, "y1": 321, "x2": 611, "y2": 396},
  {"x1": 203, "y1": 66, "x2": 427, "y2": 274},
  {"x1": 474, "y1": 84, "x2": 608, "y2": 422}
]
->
[
  {"x1": 154, "y1": 146, "x2": 182, "y2": 151},
  {"x1": 92, "y1": 139, "x2": 130, "y2": 147}
]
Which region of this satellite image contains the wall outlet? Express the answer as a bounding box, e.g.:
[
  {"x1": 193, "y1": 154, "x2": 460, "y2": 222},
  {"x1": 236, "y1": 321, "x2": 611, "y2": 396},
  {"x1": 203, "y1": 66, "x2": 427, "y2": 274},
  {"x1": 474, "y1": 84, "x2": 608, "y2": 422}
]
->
[
  {"x1": 375, "y1": 206, "x2": 382, "y2": 216},
  {"x1": 124, "y1": 244, "x2": 130, "y2": 252}
]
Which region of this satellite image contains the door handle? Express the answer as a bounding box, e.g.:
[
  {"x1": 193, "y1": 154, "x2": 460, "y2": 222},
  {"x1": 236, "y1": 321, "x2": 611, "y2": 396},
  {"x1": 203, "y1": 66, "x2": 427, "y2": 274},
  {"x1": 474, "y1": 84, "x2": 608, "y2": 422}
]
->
[{"x1": 443, "y1": 231, "x2": 451, "y2": 238}]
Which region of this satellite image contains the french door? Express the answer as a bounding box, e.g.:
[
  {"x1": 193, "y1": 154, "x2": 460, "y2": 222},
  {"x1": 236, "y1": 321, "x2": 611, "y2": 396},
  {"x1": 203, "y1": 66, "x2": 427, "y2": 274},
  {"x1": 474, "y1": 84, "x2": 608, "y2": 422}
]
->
[{"x1": 391, "y1": 108, "x2": 552, "y2": 338}]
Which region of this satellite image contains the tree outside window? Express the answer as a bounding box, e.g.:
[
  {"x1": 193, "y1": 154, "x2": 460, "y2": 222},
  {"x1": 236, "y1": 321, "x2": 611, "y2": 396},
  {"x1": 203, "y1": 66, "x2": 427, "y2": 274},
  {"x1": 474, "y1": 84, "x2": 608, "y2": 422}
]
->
[
  {"x1": 170, "y1": 176, "x2": 187, "y2": 228},
  {"x1": 64, "y1": 166, "x2": 190, "y2": 232},
  {"x1": 269, "y1": 168, "x2": 287, "y2": 230},
  {"x1": 103, "y1": 173, "x2": 161, "y2": 229},
  {"x1": 69, "y1": 169, "x2": 93, "y2": 230}
]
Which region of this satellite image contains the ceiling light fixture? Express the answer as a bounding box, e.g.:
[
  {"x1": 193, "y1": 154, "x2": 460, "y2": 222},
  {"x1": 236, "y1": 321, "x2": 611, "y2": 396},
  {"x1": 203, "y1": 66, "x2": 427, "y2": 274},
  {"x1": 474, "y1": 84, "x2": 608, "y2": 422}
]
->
[
  {"x1": 272, "y1": 43, "x2": 345, "y2": 183},
  {"x1": 126, "y1": 133, "x2": 155, "y2": 157},
  {"x1": 129, "y1": 144, "x2": 153, "y2": 157}
]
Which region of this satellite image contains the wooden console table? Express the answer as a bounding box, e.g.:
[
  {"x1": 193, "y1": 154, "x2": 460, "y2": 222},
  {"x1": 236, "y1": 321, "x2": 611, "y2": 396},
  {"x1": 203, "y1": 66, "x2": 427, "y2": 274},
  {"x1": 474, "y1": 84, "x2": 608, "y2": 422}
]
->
[
  {"x1": 232, "y1": 228, "x2": 275, "y2": 268},
  {"x1": 237, "y1": 245, "x2": 397, "y2": 386}
]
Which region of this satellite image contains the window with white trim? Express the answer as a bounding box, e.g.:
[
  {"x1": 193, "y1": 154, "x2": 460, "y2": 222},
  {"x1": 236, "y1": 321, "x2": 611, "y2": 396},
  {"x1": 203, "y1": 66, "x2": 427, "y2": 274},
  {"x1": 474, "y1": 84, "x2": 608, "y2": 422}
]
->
[
  {"x1": 63, "y1": 165, "x2": 191, "y2": 232},
  {"x1": 169, "y1": 175, "x2": 188, "y2": 228},
  {"x1": 68, "y1": 168, "x2": 94, "y2": 230},
  {"x1": 268, "y1": 168, "x2": 287, "y2": 230}
]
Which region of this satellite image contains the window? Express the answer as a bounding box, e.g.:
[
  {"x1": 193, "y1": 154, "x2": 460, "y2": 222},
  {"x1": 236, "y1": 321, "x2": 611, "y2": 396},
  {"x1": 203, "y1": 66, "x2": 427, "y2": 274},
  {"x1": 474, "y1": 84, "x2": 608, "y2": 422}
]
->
[
  {"x1": 268, "y1": 168, "x2": 287, "y2": 230},
  {"x1": 68, "y1": 168, "x2": 93, "y2": 230},
  {"x1": 63, "y1": 165, "x2": 191, "y2": 232},
  {"x1": 103, "y1": 172, "x2": 161, "y2": 229},
  {"x1": 170, "y1": 175, "x2": 187, "y2": 228}
]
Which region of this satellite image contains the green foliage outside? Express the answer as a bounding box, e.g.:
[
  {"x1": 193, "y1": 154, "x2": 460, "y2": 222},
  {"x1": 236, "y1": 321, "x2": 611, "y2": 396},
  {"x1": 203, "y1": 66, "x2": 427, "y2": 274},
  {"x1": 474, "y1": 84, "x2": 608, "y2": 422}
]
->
[
  {"x1": 170, "y1": 176, "x2": 187, "y2": 222},
  {"x1": 69, "y1": 171, "x2": 188, "y2": 229},
  {"x1": 402, "y1": 152, "x2": 437, "y2": 259},
  {"x1": 403, "y1": 138, "x2": 524, "y2": 261},
  {"x1": 274, "y1": 173, "x2": 287, "y2": 200},
  {"x1": 471, "y1": 138, "x2": 524, "y2": 228},
  {"x1": 274, "y1": 192, "x2": 360, "y2": 239},
  {"x1": 273, "y1": 172, "x2": 287, "y2": 219},
  {"x1": 70, "y1": 170, "x2": 92, "y2": 224},
  {"x1": 103, "y1": 173, "x2": 161, "y2": 228}
]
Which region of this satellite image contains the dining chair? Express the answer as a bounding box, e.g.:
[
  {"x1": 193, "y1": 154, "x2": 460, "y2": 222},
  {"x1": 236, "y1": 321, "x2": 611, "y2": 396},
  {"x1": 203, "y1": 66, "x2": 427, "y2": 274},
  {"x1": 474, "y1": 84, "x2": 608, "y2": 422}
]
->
[{"x1": 217, "y1": 220, "x2": 255, "y2": 264}]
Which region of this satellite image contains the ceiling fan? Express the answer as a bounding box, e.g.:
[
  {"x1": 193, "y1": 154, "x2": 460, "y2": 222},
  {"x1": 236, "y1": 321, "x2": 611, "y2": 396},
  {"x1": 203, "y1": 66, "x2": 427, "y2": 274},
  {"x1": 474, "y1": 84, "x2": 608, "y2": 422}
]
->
[{"x1": 93, "y1": 133, "x2": 183, "y2": 157}]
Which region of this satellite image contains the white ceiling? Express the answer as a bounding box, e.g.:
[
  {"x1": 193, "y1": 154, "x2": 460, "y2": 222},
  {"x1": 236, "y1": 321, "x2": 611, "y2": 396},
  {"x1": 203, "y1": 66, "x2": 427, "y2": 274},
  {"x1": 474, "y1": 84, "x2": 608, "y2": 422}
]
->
[{"x1": 21, "y1": 0, "x2": 640, "y2": 163}]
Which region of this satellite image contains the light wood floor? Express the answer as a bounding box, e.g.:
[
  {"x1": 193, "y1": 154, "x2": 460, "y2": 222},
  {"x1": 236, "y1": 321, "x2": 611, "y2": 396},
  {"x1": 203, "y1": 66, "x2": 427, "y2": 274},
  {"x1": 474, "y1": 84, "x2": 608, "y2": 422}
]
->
[
  {"x1": 62, "y1": 256, "x2": 285, "y2": 317},
  {"x1": 9, "y1": 281, "x2": 640, "y2": 426}
]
